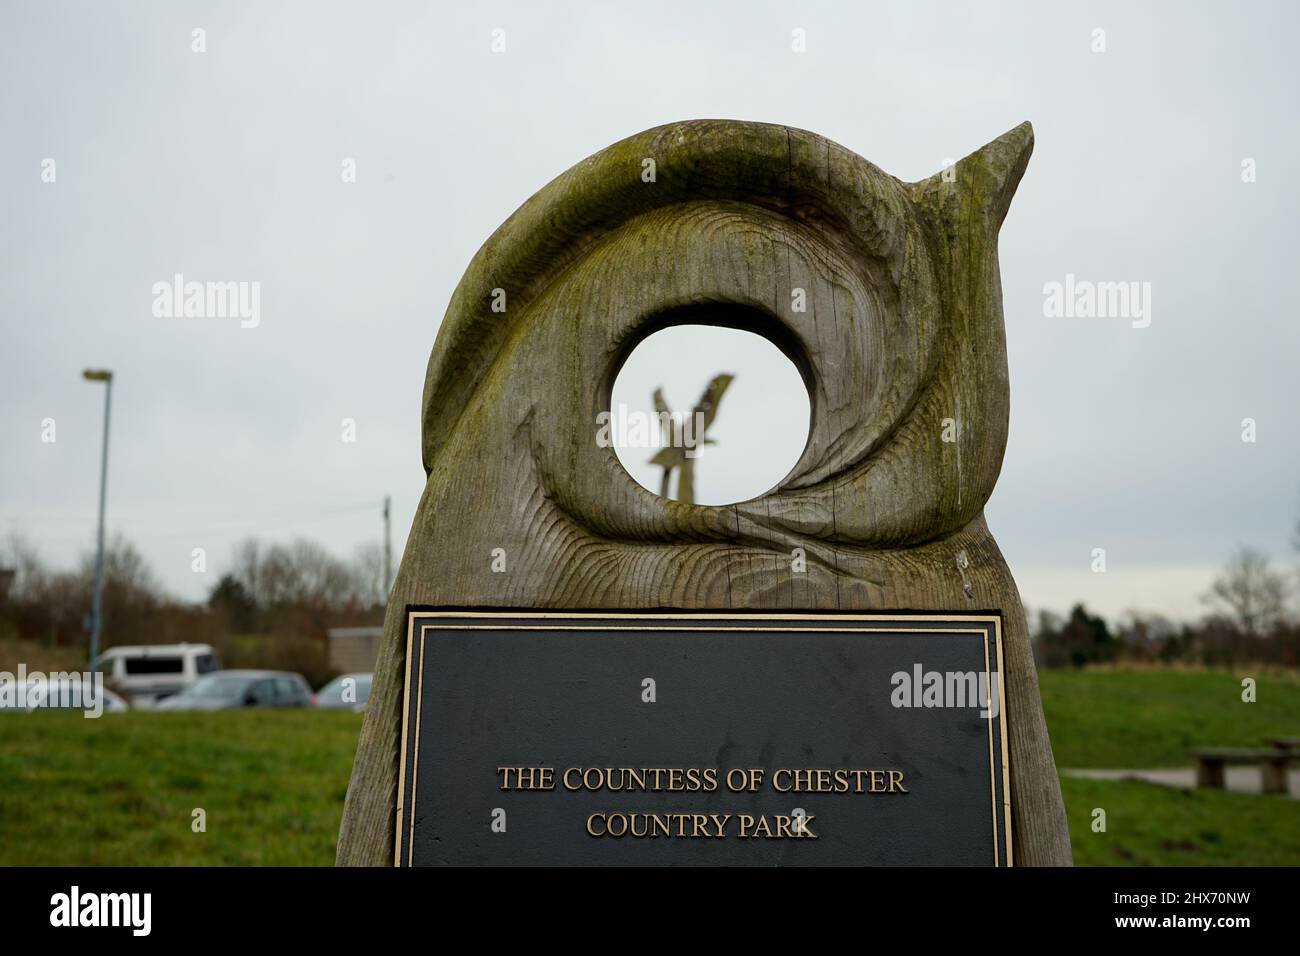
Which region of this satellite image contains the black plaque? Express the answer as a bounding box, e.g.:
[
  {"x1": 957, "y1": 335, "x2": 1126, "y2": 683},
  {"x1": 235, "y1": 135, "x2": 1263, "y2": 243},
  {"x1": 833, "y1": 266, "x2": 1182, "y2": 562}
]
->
[{"x1": 396, "y1": 610, "x2": 1011, "y2": 866}]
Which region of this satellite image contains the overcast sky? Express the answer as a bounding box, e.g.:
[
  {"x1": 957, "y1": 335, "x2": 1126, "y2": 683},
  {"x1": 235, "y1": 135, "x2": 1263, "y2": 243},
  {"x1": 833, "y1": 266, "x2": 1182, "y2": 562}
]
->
[{"x1": 3, "y1": 1, "x2": 1297, "y2": 623}]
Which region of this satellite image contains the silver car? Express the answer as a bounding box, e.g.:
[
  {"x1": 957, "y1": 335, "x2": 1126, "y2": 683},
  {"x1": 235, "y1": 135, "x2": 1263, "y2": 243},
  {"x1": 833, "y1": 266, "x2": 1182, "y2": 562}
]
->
[{"x1": 155, "y1": 670, "x2": 313, "y2": 711}]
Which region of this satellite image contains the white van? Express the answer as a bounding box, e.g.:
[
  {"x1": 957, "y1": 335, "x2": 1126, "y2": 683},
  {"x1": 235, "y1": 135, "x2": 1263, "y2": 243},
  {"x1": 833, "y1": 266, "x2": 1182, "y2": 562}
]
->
[{"x1": 95, "y1": 643, "x2": 221, "y2": 708}]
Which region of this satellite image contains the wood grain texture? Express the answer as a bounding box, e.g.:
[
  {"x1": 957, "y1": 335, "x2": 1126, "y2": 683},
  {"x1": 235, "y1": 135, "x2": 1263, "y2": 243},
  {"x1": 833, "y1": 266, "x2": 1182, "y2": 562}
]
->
[{"x1": 337, "y1": 119, "x2": 1073, "y2": 866}]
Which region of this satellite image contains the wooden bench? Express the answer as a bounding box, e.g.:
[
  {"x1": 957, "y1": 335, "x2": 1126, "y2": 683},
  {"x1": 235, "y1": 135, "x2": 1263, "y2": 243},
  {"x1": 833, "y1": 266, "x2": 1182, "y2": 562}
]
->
[
  {"x1": 1267, "y1": 736, "x2": 1300, "y2": 754},
  {"x1": 1190, "y1": 748, "x2": 1291, "y2": 795}
]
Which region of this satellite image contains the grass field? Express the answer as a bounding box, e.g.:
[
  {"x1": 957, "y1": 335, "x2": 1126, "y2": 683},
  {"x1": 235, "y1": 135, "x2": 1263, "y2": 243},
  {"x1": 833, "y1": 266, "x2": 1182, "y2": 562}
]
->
[
  {"x1": 1038, "y1": 667, "x2": 1300, "y2": 767},
  {"x1": 0, "y1": 710, "x2": 362, "y2": 866},
  {"x1": 0, "y1": 667, "x2": 1296, "y2": 866},
  {"x1": 1060, "y1": 776, "x2": 1300, "y2": 866}
]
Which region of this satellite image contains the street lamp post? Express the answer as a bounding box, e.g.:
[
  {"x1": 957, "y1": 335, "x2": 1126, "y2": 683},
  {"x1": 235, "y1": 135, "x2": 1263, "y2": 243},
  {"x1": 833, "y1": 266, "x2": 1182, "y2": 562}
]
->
[{"x1": 83, "y1": 368, "x2": 113, "y2": 671}]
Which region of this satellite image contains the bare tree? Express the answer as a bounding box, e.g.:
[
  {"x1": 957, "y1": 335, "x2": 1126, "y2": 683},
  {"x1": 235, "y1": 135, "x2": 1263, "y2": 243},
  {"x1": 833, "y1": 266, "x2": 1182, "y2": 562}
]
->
[
  {"x1": 2, "y1": 532, "x2": 46, "y2": 602},
  {"x1": 228, "y1": 538, "x2": 265, "y2": 607},
  {"x1": 1202, "y1": 547, "x2": 1291, "y2": 636},
  {"x1": 224, "y1": 535, "x2": 368, "y2": 625},
  {"x1": 78, "y1": 532, "x2": 161, "y2": 600},
  {"x1": 352, "y1": 542, "x2": 386, "y2": 609},
  {"x1": 282, "y1": 538, "x2": 357, "y2": 607}
]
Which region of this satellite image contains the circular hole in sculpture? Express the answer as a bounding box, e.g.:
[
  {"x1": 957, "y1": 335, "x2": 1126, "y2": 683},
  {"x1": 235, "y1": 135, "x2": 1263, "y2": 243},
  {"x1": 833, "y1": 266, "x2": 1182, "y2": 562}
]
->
[{"x1": 608, "y1": 325, "x2": 811, "y2": 506}]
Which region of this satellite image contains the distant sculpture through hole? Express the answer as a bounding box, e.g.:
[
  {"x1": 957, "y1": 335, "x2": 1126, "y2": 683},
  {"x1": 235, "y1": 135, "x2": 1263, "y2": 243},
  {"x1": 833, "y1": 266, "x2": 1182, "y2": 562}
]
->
[{"x1": 649, "y1": 373, "x2": 733, "y2": 504}]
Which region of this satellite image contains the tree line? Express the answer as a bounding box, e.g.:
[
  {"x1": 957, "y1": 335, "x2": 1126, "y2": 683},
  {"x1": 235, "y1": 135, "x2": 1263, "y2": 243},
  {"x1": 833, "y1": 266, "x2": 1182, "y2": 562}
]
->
[
  {"x1": 0, "y1": 533, "x2": 386, "y2": 685},
  {"x1": 3, "y1": 533, "x2": 1298, "y2": 674},
  {"x1": 1033, "y1": 546, "x2": 1300, "y2": 669}
]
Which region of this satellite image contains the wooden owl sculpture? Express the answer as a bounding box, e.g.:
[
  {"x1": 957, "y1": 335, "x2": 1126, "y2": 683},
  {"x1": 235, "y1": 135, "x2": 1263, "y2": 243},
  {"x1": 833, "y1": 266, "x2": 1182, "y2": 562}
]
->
[{"x1": 338, "y1": 120, "x2": 1072, "y2": 866}]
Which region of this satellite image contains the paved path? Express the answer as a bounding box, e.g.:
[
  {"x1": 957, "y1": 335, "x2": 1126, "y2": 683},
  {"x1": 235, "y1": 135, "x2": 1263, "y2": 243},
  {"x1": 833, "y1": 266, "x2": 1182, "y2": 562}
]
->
[{"x1": 1062, "y1": 766, "x2": 1300, "y2": 798}]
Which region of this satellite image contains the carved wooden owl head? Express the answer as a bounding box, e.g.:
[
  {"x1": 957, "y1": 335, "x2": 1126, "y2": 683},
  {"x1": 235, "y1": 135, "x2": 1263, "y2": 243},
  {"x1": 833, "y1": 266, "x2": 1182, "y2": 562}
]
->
[{"x1": 409, "y1": 120, "x2": 1033, "y2": 609}]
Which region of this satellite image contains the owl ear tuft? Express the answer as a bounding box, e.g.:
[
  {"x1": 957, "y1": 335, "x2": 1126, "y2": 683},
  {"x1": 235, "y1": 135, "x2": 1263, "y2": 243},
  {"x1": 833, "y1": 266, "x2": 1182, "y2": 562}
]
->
[
  {"x1": 913, "y1": 121, "x2": 1034, "y2": 233},
  {"x1": 973, "y1": 121, "x2": 1033, "y2": 230}
]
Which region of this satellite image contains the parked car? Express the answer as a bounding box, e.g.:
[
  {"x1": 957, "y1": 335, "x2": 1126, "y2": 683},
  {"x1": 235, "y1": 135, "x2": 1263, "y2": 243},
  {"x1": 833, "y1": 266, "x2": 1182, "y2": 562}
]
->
[
  {"x1": 155, "y1": 670, "x2": 313, "y2": 711},
  {"x1": 0, "y1": 677, "x2": 128, "y2": 714},
  {"x1": 95, "y1": 643, "x2": 221, "y2": 708},
  {"x1": 316, "y1": 673, "x2": 371, "y2": 712}
]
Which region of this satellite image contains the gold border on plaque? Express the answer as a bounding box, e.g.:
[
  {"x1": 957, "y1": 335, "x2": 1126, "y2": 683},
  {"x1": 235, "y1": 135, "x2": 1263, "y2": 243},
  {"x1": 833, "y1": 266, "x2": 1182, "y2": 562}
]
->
[{"x1": 394, "y1": 610, "x2": 1012, "y2": 867}]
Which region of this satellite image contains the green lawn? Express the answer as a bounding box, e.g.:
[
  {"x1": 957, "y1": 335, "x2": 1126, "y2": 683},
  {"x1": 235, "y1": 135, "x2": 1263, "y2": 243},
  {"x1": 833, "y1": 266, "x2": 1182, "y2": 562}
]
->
[
  {"x1": 1044, "y1": 668, "x2": 1300, "y2": 865},
  {"x1": 0, "y1": 710, "x2": 362, "y2": 866},
  {"x1": 1061, "y1": 776, "x2": 1300, "y2": 866},
  {"x1": 1039, "y1": 668, "x2": 1300, "y2": 767},
  {"x1": 1, "y1": 668, "x2": 1296, "y2": 866}
]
